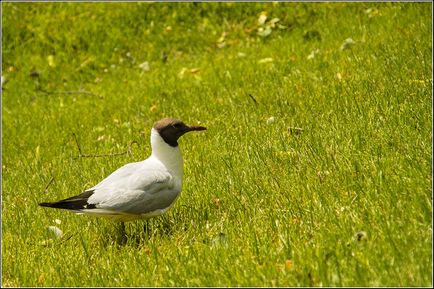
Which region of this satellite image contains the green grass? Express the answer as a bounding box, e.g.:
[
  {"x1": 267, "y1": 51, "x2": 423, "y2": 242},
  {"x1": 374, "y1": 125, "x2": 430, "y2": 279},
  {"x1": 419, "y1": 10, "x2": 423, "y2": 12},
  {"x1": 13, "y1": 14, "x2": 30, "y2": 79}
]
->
[{"x1": 2, "y1": 2, "x2": 432, "y2": 287}]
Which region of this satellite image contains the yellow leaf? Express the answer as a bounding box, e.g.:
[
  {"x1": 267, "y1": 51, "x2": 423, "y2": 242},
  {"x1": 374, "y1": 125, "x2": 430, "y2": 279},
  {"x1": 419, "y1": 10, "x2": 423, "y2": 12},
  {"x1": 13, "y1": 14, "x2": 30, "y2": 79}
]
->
[
  {"x1": 178, "y1": 67, "x2": 188, "y2": 78},
  {"x1": 258, "y1": 57, "x2": 273, "y2": 64},
  {"x1": 149, "y1": 105, "x2": 158, "y2": 112},
  {"x1": 35, "y1": 145, "x2": 40, "y2": 161},
  {"x1": 285, "y1": 260, "x2": 293, "y2": 270},
  {"x1": 47, "y1": 55, "x2": 56, "y2": 67}
]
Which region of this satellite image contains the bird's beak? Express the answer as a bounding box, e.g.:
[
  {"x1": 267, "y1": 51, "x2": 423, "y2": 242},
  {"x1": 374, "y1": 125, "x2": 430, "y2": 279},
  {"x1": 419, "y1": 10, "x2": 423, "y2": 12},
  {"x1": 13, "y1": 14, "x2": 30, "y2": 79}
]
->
[{"x1": 186, "y1": 125, "x2": 207, "y2": 132}]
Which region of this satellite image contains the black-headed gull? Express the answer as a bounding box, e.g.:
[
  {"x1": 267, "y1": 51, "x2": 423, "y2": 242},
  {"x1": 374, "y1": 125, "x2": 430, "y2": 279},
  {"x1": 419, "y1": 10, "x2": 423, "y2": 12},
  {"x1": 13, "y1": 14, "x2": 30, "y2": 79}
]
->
[{"x1": 39, "y1": 118, "x2": 206, "y2": 221}]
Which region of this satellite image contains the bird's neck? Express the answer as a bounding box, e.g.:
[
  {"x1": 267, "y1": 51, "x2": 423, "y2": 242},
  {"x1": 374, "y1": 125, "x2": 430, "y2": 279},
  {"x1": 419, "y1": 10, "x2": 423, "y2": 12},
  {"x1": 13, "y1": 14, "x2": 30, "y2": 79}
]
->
[{"x1": 150, "y1": 128, "x2": 184, "y2": 176}]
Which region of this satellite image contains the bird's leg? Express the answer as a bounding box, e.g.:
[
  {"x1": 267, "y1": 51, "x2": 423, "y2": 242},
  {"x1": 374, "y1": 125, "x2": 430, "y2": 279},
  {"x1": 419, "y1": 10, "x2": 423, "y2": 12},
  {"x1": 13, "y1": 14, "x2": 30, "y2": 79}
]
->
[
  {"x1": 120, "y1": 221, "x2": 125, "y2": 235},
  {"x1": 160, "y1": 215, "x2": 172, "y2": 235},
  {"x1": 143, "y1": 220, "x2": 150, "y2": 236},
  {"x1": 116, "y1": 221, "x2": 127, "y2": 245}
]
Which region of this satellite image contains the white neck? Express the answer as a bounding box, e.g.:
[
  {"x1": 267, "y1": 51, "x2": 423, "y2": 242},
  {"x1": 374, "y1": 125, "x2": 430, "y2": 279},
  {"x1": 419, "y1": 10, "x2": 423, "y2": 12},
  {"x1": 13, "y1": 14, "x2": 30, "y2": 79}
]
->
[{"x1": 150, "y1": 128, "x2": 184, "y2": 177}]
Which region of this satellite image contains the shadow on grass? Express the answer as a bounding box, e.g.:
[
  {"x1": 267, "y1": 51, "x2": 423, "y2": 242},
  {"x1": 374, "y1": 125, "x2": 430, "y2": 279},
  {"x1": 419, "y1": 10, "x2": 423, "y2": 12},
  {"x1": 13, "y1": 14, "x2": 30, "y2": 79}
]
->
[{"x1": 99, "y1": 216, "x2": 184, "y2": 248}]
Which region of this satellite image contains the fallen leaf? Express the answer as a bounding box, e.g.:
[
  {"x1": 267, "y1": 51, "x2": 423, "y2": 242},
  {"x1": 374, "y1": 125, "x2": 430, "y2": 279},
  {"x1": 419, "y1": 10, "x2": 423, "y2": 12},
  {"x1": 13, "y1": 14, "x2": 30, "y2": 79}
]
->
[
  {"x1": 285, "y1": 259, "x2": 293, "y2": 270},
  {"x1": 149, "y1": 104, "x2": 158, "y2": 112},
  {"x1": 217, "y1": 32, "x2": 226, "y2": 43},
  {"x1": 364, "y1": 8, "x2": 381, "y2": 18},
  {"x1": 46, "y1": 226, "x2": 63, "y2": 238},
  {"x1": 35, "y1": 146, "x2": 40, "y2": 161},
  {"x1": 178, "y1": 68, "x2": 188, "y2": 78},
  {"x1": 340, "y1": 38, "x2": 356, "y2": 50},
  {"x1": 139, "y1": 61, "x2": 150, "y2": 72},
  {"x1": 47, "y1": 55, "x2": 55, "y2": 67},
  {"x1": 217, "y1": 42, "x2": 226, "y2": 49},
  {"x1": 257, "y1": 27, "x2": 272, "y2": 37},
  {"x1": 266, "y1": 116, "x2": 275, "y2": 124},
  {"x1": 38, "y1": 273, "x2": 46, "y2": 285},
  {"x1": 258, "y1": 57, "x2": 273, "y2": 64},
  {"x1": 307, "y1": 49, "x2": 319, "y2": 60},
  {"x1": 268, "y1": 18, "x2": 280, "y2": 28},
  {"x1": 258, "y1": 13, "x2": 267, "y2": 25}
]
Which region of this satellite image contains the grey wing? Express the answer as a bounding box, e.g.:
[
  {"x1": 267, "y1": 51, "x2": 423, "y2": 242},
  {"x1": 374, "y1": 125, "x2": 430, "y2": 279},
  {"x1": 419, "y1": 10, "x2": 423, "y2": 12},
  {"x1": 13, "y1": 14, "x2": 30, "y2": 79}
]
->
[{"x1": 87, "y1": 166, "x2": 180, "y2": 215}]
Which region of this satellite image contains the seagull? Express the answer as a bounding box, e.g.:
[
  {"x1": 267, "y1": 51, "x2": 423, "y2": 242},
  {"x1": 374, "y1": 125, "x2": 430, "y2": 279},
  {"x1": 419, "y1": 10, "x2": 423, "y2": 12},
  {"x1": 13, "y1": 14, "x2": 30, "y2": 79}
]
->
[{"x1": 39, "y1": 118, "x2": 206, "y2": 222}]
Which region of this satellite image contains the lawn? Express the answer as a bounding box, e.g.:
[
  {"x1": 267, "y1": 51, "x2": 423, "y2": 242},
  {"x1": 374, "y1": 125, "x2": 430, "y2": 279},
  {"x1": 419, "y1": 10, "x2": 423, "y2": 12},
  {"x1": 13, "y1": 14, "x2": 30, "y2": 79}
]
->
[{"x1": 1, "y1": 2, "x2": 432, "y2": 287}]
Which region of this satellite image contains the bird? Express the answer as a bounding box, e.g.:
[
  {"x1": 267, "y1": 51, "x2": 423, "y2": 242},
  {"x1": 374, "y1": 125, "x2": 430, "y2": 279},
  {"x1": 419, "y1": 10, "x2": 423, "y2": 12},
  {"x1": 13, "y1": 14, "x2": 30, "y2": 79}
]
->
[{"x1": 39, "y1": 118, "x2": 206, "y2": 222}]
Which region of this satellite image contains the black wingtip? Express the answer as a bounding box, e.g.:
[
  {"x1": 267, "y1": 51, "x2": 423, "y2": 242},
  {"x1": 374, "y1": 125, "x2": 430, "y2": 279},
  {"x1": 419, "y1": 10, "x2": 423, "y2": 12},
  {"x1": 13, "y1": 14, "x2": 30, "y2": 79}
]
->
[
  {"x1": 39, "y1": 202, "x2": 54, "y2": 208},
  {"x1": 38, "y1": 190, "x2": 96, "y2": 211}
]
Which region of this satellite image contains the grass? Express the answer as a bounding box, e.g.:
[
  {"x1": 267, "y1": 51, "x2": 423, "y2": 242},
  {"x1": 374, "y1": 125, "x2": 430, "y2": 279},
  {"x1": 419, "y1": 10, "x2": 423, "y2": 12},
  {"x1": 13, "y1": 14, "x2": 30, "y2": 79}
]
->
[{"x1": 1, "y1": 1, "x2": 432, "y2": 287}]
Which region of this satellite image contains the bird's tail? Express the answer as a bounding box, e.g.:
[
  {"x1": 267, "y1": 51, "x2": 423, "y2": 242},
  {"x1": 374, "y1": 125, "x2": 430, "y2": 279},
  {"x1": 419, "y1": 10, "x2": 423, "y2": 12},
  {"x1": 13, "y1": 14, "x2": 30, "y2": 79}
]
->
[{"x1": 39, "y1": 190, "x2": 95, "y2": 210}]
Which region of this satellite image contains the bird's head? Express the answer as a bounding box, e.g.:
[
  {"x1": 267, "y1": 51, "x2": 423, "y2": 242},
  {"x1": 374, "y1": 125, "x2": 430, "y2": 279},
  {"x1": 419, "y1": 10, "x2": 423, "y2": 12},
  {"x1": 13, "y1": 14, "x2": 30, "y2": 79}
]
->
[{"x1": 153, "y1": 118, "x2": 206, "y2": 147}]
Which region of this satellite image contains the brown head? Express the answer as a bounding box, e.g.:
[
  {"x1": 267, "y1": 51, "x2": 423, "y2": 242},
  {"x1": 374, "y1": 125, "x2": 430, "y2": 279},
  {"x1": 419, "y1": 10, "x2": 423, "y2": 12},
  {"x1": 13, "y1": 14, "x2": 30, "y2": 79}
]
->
[{"x1": 153, "y1": 118, "x2": 206, "y2": 147}]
